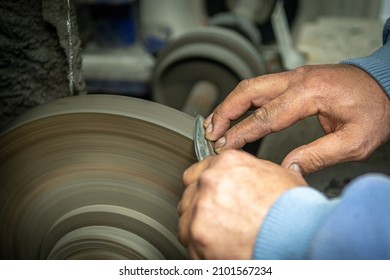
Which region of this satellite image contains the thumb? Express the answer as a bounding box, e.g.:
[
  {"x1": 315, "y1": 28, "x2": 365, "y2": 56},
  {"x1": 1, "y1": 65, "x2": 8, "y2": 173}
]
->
[{"x1": 281, "y1": 131, "x2": 361, "y2": 175}]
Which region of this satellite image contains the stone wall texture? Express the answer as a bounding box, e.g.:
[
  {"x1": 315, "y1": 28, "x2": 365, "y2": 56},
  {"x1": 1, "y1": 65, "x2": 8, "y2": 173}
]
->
[{"x1": 0, "y1": 0, "x2": 85, "y2": 129}]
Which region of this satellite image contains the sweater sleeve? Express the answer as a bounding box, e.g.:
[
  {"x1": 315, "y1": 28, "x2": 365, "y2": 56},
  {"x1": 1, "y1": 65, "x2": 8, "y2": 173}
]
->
[
  {"x1": 340, "y1": 18, "x2": 390, "y2": 98},
  {"x1": 253, "y1": 174, "x2": 390, "y2": 259}
]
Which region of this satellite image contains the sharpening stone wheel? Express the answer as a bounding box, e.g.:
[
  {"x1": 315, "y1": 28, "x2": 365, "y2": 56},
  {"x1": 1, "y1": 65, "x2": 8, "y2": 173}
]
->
[
  {"x1": 152, "y1": 26, "x2": 266, "y2": 116},
  {"x1": 0, "y1": 94, "x2": 196, "y2": 260}
]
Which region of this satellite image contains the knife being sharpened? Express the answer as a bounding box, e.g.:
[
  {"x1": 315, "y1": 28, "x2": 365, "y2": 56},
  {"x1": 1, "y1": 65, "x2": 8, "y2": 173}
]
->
[{"x1": 194, "y1": 115, "x2": 216, "y2": 161}]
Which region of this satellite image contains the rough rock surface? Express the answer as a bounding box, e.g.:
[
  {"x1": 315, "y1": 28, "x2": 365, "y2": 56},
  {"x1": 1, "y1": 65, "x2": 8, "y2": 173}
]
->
[{"x1": 0, "y1": 0, "x2": 85, "y2": 129}]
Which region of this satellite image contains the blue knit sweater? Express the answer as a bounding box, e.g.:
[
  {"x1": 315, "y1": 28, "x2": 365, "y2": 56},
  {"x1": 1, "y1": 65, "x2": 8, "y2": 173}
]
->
[
  {"x1": 341, "y1": 18, "x2": 390, "y2": 98},
  {"x1": 253, "y1": 19, "x2": 390, "y2": 260}
]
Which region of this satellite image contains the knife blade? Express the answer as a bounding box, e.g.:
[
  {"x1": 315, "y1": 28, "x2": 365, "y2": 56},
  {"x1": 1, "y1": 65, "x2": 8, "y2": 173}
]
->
[{"x1": 194, "y1": 115, "x2": 216, "y2": 161}]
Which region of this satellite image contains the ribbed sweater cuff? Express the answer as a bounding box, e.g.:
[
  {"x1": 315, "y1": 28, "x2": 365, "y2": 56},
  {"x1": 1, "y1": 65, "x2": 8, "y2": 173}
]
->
[
  {"x1": 340, "y1": 42, "x2": 390, "y2": 99},
  {"x1": 253, "y1": 187, "x2": 339, "y2": 260}
]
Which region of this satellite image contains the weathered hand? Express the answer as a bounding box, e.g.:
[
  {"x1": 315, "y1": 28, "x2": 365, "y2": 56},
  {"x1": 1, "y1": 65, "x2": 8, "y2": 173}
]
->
[
  {"x1": 204, "y1": 64, "x2": 390, "y2": 174},
  {"x1": 177, "y1": 150, "x2": 307, "y2": 259}
]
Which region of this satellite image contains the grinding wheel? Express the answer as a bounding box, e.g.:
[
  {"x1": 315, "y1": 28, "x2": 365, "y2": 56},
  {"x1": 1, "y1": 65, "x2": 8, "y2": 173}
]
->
[
  {"x1": 152, "y1": 26, "x2": 266, "y2": 116},
  {"x1": 0, "y1": 94, "x2": 196, "y2": 260},
  {"x1": 208, "y1": 12, "x2": 262, "y2": 47}
]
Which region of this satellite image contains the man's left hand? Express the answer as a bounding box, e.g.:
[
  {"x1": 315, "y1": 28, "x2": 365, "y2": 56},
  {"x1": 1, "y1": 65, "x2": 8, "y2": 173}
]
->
[{"x1": 178, "y1": 150, "x2": 308, "y2": 259}]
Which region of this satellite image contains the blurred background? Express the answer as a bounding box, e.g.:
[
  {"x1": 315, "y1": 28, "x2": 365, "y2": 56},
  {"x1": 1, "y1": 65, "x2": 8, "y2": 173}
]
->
[{"x1": 76, "y1": 0, "x2": 389, "y2": 98}]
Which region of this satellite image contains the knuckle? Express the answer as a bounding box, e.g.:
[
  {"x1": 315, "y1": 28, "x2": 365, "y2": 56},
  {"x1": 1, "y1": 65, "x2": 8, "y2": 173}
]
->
[
  {"x1": 254, "y1": 106, "x2": 271, "y2": 123},
  {"x1": 236, "y1": 78, "x2": 255, "y2": 92},
  {"x1": 305, "y1": 148, "x2": 327, "y2": 171},
  {"x1": 197, "y1": 162, "x2": 231, "y2": 190},
  {"x1": 252, "y1": 107, "x2": 274, "y2": 134},
  {"x1": 212, "y1": 105, "x2": 223, "y2": 119},
  {"x1": 218, "y1": 149, "x2": 241, "y2": 162},
  {"x1": 182, "y1": 169, "x2": 190, "y2": 184},
  {"x1": 190, "y1": 218, "x2": 209, "y2": 245},
  {"x1": 198, "y1": 170, "x2": 217, "y2": 189},
  {"x1": 293, "y1": 65, "x2": 313, "y2": 76},
  {"x1": 292, "y1": 65, "x2": 324, "y2": 94},
  {"x1": 198, "y1": 168, "x2": 213, "y2": 180},
  {"x1": 226, "y1": 126, "x2": 247, "y2": 148},
  {"x1": 293, "y1": 65, "x2": 325, "y2": 89},
  {"x1": 182, "y1": 167, "x2": 197, "y2": 186},
  {"x1": 347, "y1": 141, "x2": 372, "y2": 161}
]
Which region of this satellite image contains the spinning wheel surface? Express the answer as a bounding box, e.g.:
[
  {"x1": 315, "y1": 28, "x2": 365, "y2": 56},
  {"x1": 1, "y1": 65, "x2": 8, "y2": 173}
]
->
[{"x1": 0, "y1": 95, "x2": 196, "y2": 259}]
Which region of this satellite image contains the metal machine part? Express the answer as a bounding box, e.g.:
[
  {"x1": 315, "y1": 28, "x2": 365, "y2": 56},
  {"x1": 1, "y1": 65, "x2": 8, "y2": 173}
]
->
[
  {"x1": 182, "y1": 81, "x2": 219, "y2": 117},
  {"x1": 208, "y1": 12, "x2": 262, "y2": 47},
  {"x1": 0, "y1": 95, "x2": 197, "y2": 259},
  {"x1": 194, "y1": 115, "x2": 216, "y2": 161},
  {"x1": 152, "y1": 26, "x2": 266, "y2": 117},
  {"x1": 271, "y1": 1, "x2": 305, "y2": 69}
]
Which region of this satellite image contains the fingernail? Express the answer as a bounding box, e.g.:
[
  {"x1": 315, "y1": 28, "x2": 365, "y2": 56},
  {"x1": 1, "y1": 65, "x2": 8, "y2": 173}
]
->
[
  {"x1": 204, "y1": 113, "x2": 213, "y2": 127},
  {"x1": 289, "y1": 163, "x2": 302, "y2": 174},
  {"x1": 206, "y1": 123, "x2": 213, "y2": 134},
  {"x1": 214, "y1": 137, "x2": 226, "y2": 149}
]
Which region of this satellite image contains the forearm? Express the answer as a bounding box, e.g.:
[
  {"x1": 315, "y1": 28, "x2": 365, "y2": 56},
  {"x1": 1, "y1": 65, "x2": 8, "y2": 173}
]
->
[{"x1": 253, "y1": 174, "x2": 390, "y2": 260}]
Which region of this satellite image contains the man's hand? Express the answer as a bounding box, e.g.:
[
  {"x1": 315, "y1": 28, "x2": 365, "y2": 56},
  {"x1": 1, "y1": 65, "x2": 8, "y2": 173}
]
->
[
  {"x1": 204, "y1": 64, "x2": 390, "y2": 174},
  {"x1": 177, "y1": 150, "x2": 308, "y2": 259}
]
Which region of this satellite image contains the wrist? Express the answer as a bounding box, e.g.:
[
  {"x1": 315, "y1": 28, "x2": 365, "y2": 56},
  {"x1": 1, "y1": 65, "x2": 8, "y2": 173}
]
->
[{"x1": 341, "y1": 41, "x2": 390, "y2": 99}]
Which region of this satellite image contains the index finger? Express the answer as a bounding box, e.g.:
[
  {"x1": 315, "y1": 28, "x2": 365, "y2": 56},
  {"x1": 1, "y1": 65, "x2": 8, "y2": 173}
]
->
[
  {"x1": 182, "y1": 156, "x2": 213, "y2": 187},
  {"x1": 205, "y1": 71, "x2": 292, "y2": 141}
]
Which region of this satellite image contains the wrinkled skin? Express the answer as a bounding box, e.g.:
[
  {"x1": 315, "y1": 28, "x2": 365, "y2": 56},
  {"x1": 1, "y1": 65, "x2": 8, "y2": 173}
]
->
[
  {"x1": 178, "y1": 64, "x2": 390, "y2": 259},
  {"x1": 178, "y1": 150, "x2": 307, "y2": 259},
  {"x1": 205, "y1": 64, "x2": 390, "y2": 175}
]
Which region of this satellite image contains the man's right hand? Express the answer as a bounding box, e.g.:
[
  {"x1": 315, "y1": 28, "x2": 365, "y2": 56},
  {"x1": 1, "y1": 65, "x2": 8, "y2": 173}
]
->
[{"x1": 204, "y1": 64, "x2": 390, "y2": 175}]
